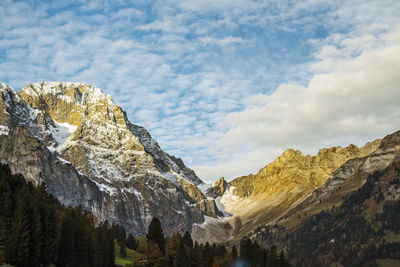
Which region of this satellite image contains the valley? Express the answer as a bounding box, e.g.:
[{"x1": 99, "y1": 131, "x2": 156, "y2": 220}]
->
[
  {"x1": 2, "y1": 0, "x2": 399, "y2": 266},
  {"x1": 1, "y1": 81, "x2": 399, "y2": 266}
]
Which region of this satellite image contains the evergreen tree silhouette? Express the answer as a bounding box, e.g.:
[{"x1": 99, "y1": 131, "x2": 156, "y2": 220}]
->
[{"x1": 146, "y1": 217, "x2": 166, "y2": 254}]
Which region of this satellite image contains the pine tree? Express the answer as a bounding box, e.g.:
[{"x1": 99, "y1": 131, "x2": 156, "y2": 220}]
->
[
  {"x1": 177, "y1": 231, "x2": 195, "y2": 267},
  {"x1": 165, "y1": 233, "x2": 181, "y2": 266},
  {"x1": 217, "y1": 244, "x2": 227, "y2": 257},
  {"x1": 27, "y1": 197, "x2": 42, "y2": 267},
  {"x1": 146, "y1": 217, "x2": 166, "y2": 254},
  {"x1": 57, "y1": 209, "x2": 78, "y2": 266},
  {"x1": 95, "y1": 222, "x2": 109, "y2": 267},
  {"x1": 75, "y1": 211, "x2": 90, "y2": 267},
  {"x1": 0, "y1": 164, "x2": 13, "y2": 264},
  {"x1": 7, "y1": 192, "x2": 30, "y2": 266},
  {"x1": 203, "y1": 242, "x2": 212, "y2": 266},
  {"x1": 38, "y1": 199, "x2": 58, "y2": 265},
  {"x1": 36, "y1": 182, "x2": 58, "y2": 264},
  {"x1": 232, "y1": 245, "x2": 238, "y2": 259},
  {"x1": 181, "y1": 231, "x2": 193, "y2": 249},
  {"x1": 193, "y1": 242, "x2": 204, "y2": 267},
  {"x1": 126, "y1": 233, "x2": 138, "y2": 250},
  {"x1": 0, "y1": 164, "x2": 118, "y2": 267},
  {"x1": 112, "y1": 223, "x2": 126, "y2": 245},
  {"x1": 0, "y1": 217, "x2": 6, "y2": 263},
  {"x1": 176, "y1": 241, "x2": 190, "y2": 267},
  {"x1": 108, "y1": 229, "x2": 115, "y2": 266},
  {"x1": 147, "y1": 242, "x2": 166, "y2": 267},
  {"x1": 96, "y1": 221, "x2": 114, "y2": 267}
]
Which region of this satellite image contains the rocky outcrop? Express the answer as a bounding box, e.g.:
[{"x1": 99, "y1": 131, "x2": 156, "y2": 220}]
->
[
  {"x1": 222, "y1": 141, "x2": 380, "y2": 217},
  {"x1": 280, "y1": 130, "x2": 400, "y2": 223},
  {"x1": 0, "y1": 82, "x2": 220, "y2": 235},
  {"x1": 192, "y1": 138, "x2": 381, "y2": 243},
  {"x1": 248, "y1": 156, "x2": 400, "y2": 266},
  {"x1": 0, "y1": 126, "x2": 104, "y2": 215},
  {"x1": 206, "y1": 177, "x2": 229, "y2": 199}
]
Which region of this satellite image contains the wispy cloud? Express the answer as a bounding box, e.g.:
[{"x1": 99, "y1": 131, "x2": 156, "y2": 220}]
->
[
  {"x1": 199, "y1": 36, "x2": 246, "y2": 46},
  {"x1": 1, "y1": 0, "x2": 400, "y2": 182},
  {"x1": 195, "y1": 26, "x2": 400, "y2": 180}
]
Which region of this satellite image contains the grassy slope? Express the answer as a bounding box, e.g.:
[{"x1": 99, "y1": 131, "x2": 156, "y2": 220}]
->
[
  {"x1": 383, "y1": 232, "x2": 400, "y2": 243},
  {"x1": 114, "y1": 239, "x2": 143, "y2": 266},
  {"x1": 376, "y1": 258, "x2": 400, "y2": 267},
  {"x1": 280, "y1": 171, "x2": 368, "y2": 229}
]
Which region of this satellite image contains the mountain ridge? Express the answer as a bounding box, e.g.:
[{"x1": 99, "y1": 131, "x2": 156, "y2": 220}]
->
[
  {"x1": 193, "y1": 137, "x2": 383, "y2": 243},
  {"x1": 249, "y1": 152, "x2": 400, "y2": 266},
  {"x1": 0, "y1": 81, "x2": 220, "y2": 235},
  {"x1": 278, "y1": 129, "x2": 400, "y2": 228},
  {"x1": 2, "y1": 80, "x2": 399, "y2": 251}
]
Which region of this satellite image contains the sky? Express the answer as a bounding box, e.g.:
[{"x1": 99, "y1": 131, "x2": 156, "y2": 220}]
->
[{"x1": 1, "y1": 0, "x2": 400, "y2": 182}]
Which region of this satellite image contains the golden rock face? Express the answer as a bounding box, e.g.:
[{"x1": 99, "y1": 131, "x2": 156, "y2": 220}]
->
[
  {"x1": 20, "y1": 82, "x2": 116, "y2": 126},
  {"x1": 19, "y1": 82, "x2": 151, "y2": 184},
  {"x1": 0, "y1": 89, "x2": 10, "y2": 126},
  {"x1": 178, "y1": 177, "x2": 206, "y2": 202},
  {"x1": 223, "y1": 140, "x2": 381, "y2": 218},
  {"x1": 192, "y1": 140, "x2": 382, "y2": 244},
  {"x1": 18, "y1": 81, "x2": 204, "y2": 187}
]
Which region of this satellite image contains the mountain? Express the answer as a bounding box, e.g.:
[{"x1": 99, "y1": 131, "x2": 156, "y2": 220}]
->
[
  {"x1": 248, "y1": 131, "x2": 400, "y2": 265},
  {"x1": 193, "y1": 138, "x2": 381, "y2": 243},
  {"x1": 277, "y1": 130, "x2": 400, "y2": 227},
  {"x1": 0, "y1": 81, "x2": 220, "y2": 235}
]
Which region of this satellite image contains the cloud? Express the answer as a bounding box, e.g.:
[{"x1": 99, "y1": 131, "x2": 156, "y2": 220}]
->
[
  {"x1": 199, "y1": 36, "x2": 246, "y2": 46},
  {"x1": 136, "y1": 19, "x2": 181, "y2": 32},
  {"x1": 196, "y1": 28, "x2": 400, "y2": 181},
  {"x1": 1, "y1": 0, "x2": 400, "y2": 183},
  {"x1": 110, "y1": 7, "x2": 144, "y2": 19}
]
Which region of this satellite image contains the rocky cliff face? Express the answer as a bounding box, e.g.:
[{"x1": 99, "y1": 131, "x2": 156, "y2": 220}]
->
[
  {"x1": 279, "y1": 130, "x2": 400, "y2": 225},
  {"x1": 249, "y1": 155, "x2": 400, "y2": 266},
  {"x1": 192, "y1": 139, "x2": 381, "y2": 243},
  {"x1": 223, "y1": 141, "x2": 380, "y2": 217},
  {"x1": 0, "y1": 82, "x2": 220, "y2": 235},
  {"x1": 206, "y1": 177, "x2": 229, "y2": 199}
]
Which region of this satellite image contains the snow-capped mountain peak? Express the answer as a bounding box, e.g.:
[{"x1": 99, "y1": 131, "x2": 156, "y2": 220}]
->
[{"x1": 0, "y1": 81, "x2": 221, "y2": 235}]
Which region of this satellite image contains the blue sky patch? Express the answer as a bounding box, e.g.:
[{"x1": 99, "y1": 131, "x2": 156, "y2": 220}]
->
[{"x1": 1, "y1": 0, "x2": 400, "y2": 181}]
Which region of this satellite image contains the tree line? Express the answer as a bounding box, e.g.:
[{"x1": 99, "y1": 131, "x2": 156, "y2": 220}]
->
[
  {"x1": 0, "y1": 163, "x2": 116, "y2": 266},
  {"x1": 134, "y1": 217, "x2": 291, "y2": 267},
  {"x1": 0, "y1": 163, "x2": 290, "y2": 267}
]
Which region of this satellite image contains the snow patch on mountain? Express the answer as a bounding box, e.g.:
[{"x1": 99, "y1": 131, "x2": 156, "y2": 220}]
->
[
  {"x1": 198, "y1": 183, "x2": 211, "y2": 195},
  {"x1": 220, "y1": 186, "x2": 242, "y2": 214},
  {"x1": 214, "y1": 196, "x2": 231, "y2": 217},
  {"x1": 92, "y1": 180, "x2": 117, "y2": 196},
  {"x1": 56, "y1": 156, "x2": 71, "y2": 165},
  {"x1": 0, "y1": 125, "x2": 9, "y2": 135},
  {"x1": 49, "y1": 122, "x2": 77, "y2": 149},
  {"x1": 162, "y1": 172, "x2": 179, "y2": 184}
]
